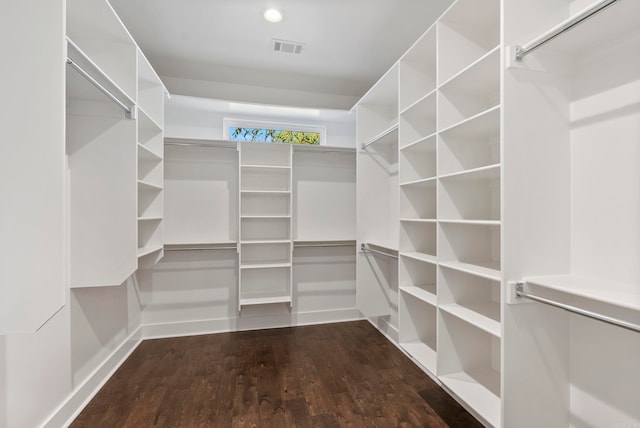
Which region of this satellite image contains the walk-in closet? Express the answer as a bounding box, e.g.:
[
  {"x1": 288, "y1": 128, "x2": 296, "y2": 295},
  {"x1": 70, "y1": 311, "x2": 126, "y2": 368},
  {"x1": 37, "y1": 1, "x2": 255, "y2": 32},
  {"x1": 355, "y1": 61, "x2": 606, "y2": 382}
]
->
[{"x1": 2, "y1": 0, "x2": 639, "y2": 427}]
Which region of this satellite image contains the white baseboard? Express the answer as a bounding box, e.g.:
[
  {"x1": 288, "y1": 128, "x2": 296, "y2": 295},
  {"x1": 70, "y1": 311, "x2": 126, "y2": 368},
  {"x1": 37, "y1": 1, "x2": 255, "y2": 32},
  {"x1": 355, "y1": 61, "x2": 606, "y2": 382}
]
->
[
  {"x1": 367, "y1": 316, "x2": 399, "y2": 344},
  {"x1": 142, "y1": 308, "x2": 362, "y2": 339},
  {"x1": 43, "y1": 327, "x2": 143, "y2": 428},
  {"x1": 43, "y1": 308, "x2": 361, "y2": 427}
]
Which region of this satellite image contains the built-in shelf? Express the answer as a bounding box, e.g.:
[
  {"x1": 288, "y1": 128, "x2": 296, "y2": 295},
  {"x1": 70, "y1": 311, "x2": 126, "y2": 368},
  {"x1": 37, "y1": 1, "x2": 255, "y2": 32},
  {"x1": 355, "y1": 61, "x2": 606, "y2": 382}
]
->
[
  {"x1": 439, "y1": 163, "x2": 500, "y2": 181},
  {"x1": 401, "y1": 341, "x2": 437, "y2": 373},
  {"x1": 293, "y1": 144, "x2": 356, "y2": 154},
  {"x1": 65, "y1": 37, "x2": 135, "y2": 109},
  {"x1": 513, "y1": 0, "x2": 640, "y2": 58},
  {"x1": 138, "y1": 245, "x2": 162, "y2": 258},
  {"x1": 240, "y1": 215, "x2": 291, "y2": 219},
  {"x1": 240, "y1": 295, "x2": 292, "y2": 306},
  {"x1": 440, "y1": 302, "x2": 501, "y2": 337},
  {"x1": 241, "y1": 164, "x2": 291, "y2": 170},
  {"x1": 401, "y1": 252, "x2": 437, "y2": 265},
  {"x1": 439, "y1": 219, "x2": 501, "y2": 226},
  {"x1": 400, "y1": 285, "x2": 437, "y2": 306},
  {"x1": 138, "y1": 106, "x2": 162, "y2": 133},
  {"x1": 240, "y1": 239, "x2": 291, "y2": 245},
  {"x1": 399, "y1": 89, "x2": 437, "y2": 116},
  {"x1": 240, "y1": 190, "x2": 291, "y2": 195},
  {"x1": 138, "y1": 180, "x2": 162, "y2": 191},
  {"x1": 439, "y1": 261, "x2": 501, "y2": 281},
  {"x1": 523, "y1": 275, "x2": 640, "y2": 313},
  {"x1": 240, "y1": 262, "x2": 292, "y2": 270},
  {"x1": 440, "y1": 369, "x2": 501, "y2": 428},
  {"x1": 138, "y1": 143, "x2": 162, "y2": 162},
  {"x1": 400, "y1": 218, "x2": 437, "y2": 224},
  {"x1": 438, "y1": 46, "x2": 501, "y2": 90},
  {"x1": 400, "y1": 134, "x2": 437, "y2": 153}
]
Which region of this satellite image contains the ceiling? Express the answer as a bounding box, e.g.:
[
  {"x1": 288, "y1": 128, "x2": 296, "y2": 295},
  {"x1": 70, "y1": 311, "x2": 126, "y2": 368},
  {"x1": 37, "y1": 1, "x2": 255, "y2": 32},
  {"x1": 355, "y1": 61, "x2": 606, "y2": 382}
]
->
[{"x1": 109, "y1": 0, "x2": 453, "y2": 109}]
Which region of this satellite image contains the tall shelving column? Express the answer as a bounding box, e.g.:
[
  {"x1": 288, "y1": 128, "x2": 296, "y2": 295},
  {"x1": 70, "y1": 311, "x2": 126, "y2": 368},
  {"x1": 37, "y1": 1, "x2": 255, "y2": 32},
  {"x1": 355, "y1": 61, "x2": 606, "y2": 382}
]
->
[
  {"x1": 355, "y1": 65, "x2": 400, "y2": 320},
  {"x1": 66, "y1": 0, "x2": 138, "y2": 287},
  {"x1": 435, "y1": 0, "x2": 501, "y2": 426},
  {"x1": 238, "y1": 142, "x2": 293, "y2": 309},
  {"x1": 397, "y1": 26, "x2": 439, "y2": 374},
  {"x1": 136, "y1": 51, "x2": 165, "y2": 267}
]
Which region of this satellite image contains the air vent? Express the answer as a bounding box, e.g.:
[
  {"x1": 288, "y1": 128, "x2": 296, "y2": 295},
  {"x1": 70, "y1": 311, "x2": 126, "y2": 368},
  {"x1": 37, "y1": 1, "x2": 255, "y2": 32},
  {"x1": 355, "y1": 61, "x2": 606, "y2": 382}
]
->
[{"x1": 272, "y1": 38, "x2": 304, "y2": 54}]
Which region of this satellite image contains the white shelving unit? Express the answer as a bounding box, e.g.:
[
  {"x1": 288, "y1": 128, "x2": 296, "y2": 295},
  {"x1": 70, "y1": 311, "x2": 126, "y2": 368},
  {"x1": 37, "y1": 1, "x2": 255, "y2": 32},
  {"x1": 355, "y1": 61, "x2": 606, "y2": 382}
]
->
[
  {"x1": 503, "y1": 0, "x2": 640, "y2": 426},
  {"x1": 137, "y1": 51, "x2": 165, "y2": 267},
  {"x1": 66, "y1": 0, "x2": 138, "y2": 288},
  {"x1": 435, "y1": 2, "x2": 502, "y2": 424},
  {"x1": 65, "y1": 0, "x2": 166, "y2": 285},
  {"x1": 357, "y1": 0, "x2": 503, "y2": 424},
  {"x1": 238, "y1": 142, "x2": 293, "y2": 309},
  {"x1": 356, "y1": 65, "x2": 400, "y2": 319}
]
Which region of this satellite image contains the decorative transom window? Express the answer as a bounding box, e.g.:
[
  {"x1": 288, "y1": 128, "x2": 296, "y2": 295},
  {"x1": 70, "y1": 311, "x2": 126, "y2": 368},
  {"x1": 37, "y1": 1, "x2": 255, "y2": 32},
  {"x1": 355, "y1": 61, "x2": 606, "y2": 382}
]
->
[{"x1": 224, "y1": 119, "x2": 325, "y2": 145}]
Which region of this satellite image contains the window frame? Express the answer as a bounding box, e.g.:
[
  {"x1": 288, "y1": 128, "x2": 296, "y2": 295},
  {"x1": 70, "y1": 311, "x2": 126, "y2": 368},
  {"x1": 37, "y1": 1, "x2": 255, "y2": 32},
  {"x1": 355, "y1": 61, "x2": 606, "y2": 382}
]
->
[{"x1": 223, "y1": 118, "x2": 327, "y2": 145}]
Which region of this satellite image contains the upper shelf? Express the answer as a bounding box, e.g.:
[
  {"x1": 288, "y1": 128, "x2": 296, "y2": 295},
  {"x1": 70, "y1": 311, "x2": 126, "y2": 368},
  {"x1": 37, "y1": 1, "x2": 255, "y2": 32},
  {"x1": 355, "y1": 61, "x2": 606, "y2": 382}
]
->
[
  {"x1": 66, "y1": 38, "x2": 134, "y2": 112},
  {"x1": 523, "y1": 275, "x2": 640, "y2": 314},
  {"x1": 66, "y1": 0, "x2": 138, "y2": 102},
  {"x1": 514, "y1": 0, "x2": 639, "y2": 58}
]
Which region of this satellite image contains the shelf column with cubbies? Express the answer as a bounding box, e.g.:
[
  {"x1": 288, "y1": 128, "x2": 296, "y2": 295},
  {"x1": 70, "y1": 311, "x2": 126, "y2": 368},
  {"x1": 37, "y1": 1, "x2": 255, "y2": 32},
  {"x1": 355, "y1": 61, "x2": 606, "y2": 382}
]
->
[
  {"x1": 397, "y1": 25, "x2": 439, "y2": 374},
  {"x1": 238, "y1": 142, "x2": 293, "y2": 309},
  {"x1": 136, "y1": 51, "x2": 165, "y2": 267},
  {"x1": 435, "y1": 0, "x2": 502, "y2": 426}
]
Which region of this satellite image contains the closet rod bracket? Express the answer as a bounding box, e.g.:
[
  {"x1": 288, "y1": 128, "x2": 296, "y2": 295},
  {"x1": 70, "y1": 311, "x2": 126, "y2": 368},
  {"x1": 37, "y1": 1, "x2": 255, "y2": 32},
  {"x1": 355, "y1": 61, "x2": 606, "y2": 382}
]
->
[{"x1": 126, "y1": 105, "x2": 137, "y2": 120}]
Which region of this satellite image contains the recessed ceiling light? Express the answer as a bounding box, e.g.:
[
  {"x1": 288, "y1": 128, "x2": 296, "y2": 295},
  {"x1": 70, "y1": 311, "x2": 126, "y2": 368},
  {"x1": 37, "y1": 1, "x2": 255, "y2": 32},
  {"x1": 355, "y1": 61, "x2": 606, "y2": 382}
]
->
[{"x1": 264, "y1": 8, "x2": 283, "y2": 23}]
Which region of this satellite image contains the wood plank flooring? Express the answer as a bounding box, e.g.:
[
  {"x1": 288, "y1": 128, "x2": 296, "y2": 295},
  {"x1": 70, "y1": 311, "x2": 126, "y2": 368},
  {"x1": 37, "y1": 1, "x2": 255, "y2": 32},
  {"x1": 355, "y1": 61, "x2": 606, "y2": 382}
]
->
[{"x1": 71, "y1": 321, "x2": 483, "y2": 427}]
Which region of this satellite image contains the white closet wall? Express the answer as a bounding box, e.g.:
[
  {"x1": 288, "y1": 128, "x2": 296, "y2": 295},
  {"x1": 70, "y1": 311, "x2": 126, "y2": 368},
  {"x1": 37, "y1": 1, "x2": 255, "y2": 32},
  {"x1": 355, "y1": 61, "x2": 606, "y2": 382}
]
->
[
  {"x1": 142, "y1": 98, "x2": 359, "y2": 336},
  {"x1": 1, "y1": 0, "x2": 66, "y2": 334}
]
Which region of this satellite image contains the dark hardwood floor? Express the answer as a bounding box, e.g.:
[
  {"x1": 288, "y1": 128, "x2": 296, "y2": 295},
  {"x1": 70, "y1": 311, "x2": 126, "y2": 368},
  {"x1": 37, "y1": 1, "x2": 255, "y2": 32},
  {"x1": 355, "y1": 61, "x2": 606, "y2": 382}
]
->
[{"x1": 71, "y1": 320, "x2": 483, "y2": 427}]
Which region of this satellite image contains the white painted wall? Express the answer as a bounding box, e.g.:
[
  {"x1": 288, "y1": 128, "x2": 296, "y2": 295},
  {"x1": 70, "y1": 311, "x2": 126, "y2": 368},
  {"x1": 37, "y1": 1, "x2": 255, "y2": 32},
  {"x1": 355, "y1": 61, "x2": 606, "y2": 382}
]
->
[
  {"x1": 139, "y1": 247, "x2": 358, "y2": 337},
  {"x1": 165, "y1": 95, "x2": 357, "y2": 148},
  {"x1": 162, "y1": 76, "x2": 360, "y2": 111},
  {"x1": 148, "y1": 97, "x2": 359, "y2": 338},
  {"x1": 0, "y1": 277, "x2": 141, "y2": 428}
]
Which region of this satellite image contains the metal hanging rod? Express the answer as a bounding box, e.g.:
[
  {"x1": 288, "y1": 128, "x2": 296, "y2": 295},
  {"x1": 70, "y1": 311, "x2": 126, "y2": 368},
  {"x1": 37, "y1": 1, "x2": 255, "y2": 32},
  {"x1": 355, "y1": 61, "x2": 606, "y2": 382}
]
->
[
  {"x1": 295, "y1": 150, "x2": 356, "y2": 155},
  {"x1": 515, "y1": 283, "x2": 640, "y2": 333},
  {"x1": 360, "y1": 244, "x2": 398, "y2": 259},
  {"x1": 165, "y1": 245, "x2": 237, "y2": 252},
  {"x1": 294, "y1": 242, "x2": 356, "y2": 248},
  {"x1": 164, "y1": 141, "x2": 356, "y2": 154},
  {"x1": 362, "y1": 124, "x2": 399, "y2": 150},
  {"x1": 515, "y1": 0, "x2": 621, "y2": 61},
  {"x1": 66, "y1": 58, "x2": 134, "y2": 118},
  {"x1": 164, "y1": 141, "x2": 237, "y2": 149}
]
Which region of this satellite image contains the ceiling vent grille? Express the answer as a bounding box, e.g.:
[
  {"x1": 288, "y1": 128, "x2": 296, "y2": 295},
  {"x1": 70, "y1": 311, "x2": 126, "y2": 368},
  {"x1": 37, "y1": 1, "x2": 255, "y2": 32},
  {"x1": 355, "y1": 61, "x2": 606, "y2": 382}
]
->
[{"x1": 272, "y1": 38, "x2": 304, "y2": 54}]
